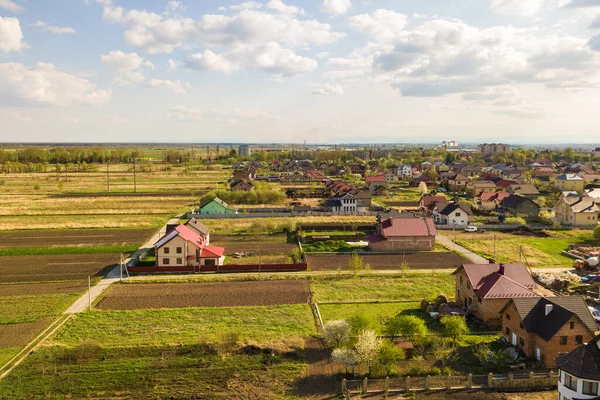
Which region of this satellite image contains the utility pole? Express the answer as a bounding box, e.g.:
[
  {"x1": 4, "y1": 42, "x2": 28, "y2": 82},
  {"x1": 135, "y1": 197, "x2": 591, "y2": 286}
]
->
[
  {"x1": 493, "y1": 234, "x2": 496, "y2": 260},
  {"x1": 120, "y1": 253, "x2": 123, "y2": 281},
  {"x1": 452, "y1": 220, "x2": 456, "y2": 251}
]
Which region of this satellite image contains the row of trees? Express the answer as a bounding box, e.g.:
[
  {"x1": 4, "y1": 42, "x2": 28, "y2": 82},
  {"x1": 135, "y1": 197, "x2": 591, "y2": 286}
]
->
[{"x1": 198, "y1": 182, "x2": 287, "y2": 206}]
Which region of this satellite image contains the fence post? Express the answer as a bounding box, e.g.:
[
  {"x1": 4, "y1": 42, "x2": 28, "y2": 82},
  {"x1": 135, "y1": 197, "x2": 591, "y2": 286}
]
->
[
  {"x1": 467, "y1": 373, "x2": 472, "y2": 389},
  {"x1": 425, "y1": 375, "x2": 431, "y2": 391},
  {"x1": 487, "y1": 373, "x2": 493, "y2": 388},
  {"x1": 363, "y1": 377, "x2": 368, "y2": 394},
  {"x1": 530, "y1": 371, "x2": 535, "y2": 380},
  {"x1": 406, "y1": 376, "x2": 411, "y2": 392},
  {"x1": 550, "y1": 371, "x2": 555, "y2": 380},
  {"x1": 447, "y1": 374, "x2": 452, "y2": 390},
  {"x1": 385, "y1": 376, "x2": 389, "y2": 399},
  {"x1": 341, "y1": 378, "x2": 346, "y2": 394}
]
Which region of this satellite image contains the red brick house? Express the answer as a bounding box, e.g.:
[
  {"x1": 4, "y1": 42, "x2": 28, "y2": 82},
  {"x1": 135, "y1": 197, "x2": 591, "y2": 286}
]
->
[
  {"x1": 452, "y1": 263, "x2": 539, "y2": 326},
  {"x1": 500, "y1": 296, "x2": 599, "y2": 368},
  {"x1": 155, "y1": 224, "x2": 225, "y2": 268},
  {"x1": 367, "y1": 215, "x2": 437, "y2": 252}
]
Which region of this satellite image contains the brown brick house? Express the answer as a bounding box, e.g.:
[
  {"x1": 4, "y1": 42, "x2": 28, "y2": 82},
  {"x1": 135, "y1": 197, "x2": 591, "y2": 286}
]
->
[
  {"x1": 367, "y1": 215, "x2": 437, "y2": 252},
  {"x1": 499, "y1": 297, "x2": 599, "y2": 368},
  {"x1": 452, "y1": 263, "x2": 539, "y2": 326}
]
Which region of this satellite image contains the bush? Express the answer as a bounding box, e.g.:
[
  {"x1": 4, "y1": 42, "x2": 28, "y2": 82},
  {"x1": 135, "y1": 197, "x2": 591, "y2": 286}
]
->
[
  {"x1": 384, "y1": 315, "x2": 428, "y2": 341},
  {"x1": 505, "y1": 216, "x2": 526, "y2": 225},
  {"x1": 323, "y1": 320, "x2": 351, "y2": 349},
  {"x1": 594, "y1": 225, "x2": 600, "y2": 240}
]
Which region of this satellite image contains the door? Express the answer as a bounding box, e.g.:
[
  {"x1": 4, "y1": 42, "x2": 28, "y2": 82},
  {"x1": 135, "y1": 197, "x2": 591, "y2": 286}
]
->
[
  {"x1": 512, "y1": 333, "x2": 517, "y2": 346},
  {"x1": 535, "y1": 347, "x2": 541, "y2": 360}
]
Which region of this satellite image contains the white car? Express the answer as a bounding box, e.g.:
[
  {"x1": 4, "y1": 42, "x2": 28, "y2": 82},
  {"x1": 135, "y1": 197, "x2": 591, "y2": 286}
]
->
[
  {"x1": 464, "y1": 225, "x2": 478, "y2": 232},
  {"x1": 589, "y1": 307, "x2": 600, "y2": 323}
]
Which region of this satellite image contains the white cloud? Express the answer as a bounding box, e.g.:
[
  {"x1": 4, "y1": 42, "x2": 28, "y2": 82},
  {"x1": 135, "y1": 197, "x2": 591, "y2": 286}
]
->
[
  {"x1": 349, "y1": 9, "x2": 408, "y2": 42},
  {"x1": 316, "y1": 51, "x2": 330, "y2": 58},
  {"x1": 0, "y1": 0, "x2": 23, "y2": 13},
  {"x1": 33, "y1": 21, "x2": 76, "y2": 35},
  {"x1": 166, "y1": 59, "x2": 180, "y2": 72},
  {"x1": 0, "y1": 62, "x2": 110, "y2": 106},
  {"x1": 167, "y1": 106, "x2": 278, "y2": 122},
  {"x1": 99, "y1": 3, "x2": 343, "y2": 54},
  {"x1": 224, "y1": 1, "x2": 263, "y2": 11},
  {"x1": 267, "y1": 0, "x2": 304, "y2": 15},
  {"x1": 185, "y1": 50, "x2": 236, "y2": 73},
  {"x1": 100, "y1": 50, "x2": 154, "y2": 85},
  {"x1": 313, "y1": 83, "x2": 344, "y2": 95},
  {"x1": 489, "y1": 0, "x2": 545, "y2": 16},
  {"x1": 0, "y1": 16, "x2": 27, "y2": 52},
  {"x1": 320, "y1": 0, "x2": 352, "y2": 15},
  {"x1": 146, "y1": 79, "x2": 186, "y2": 93},
  {"x1": 564, "y1": 0, "x2": 600, "y2": 7}
]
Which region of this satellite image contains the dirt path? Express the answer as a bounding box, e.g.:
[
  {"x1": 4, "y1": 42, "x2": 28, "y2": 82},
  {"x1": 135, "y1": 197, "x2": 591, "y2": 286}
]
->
[
  {"x1": 292, "y1": 338, "x2": 340, "y2": 400},
  {"x1": 436, "y1": 234, "x2": 489, "y2": 264}
]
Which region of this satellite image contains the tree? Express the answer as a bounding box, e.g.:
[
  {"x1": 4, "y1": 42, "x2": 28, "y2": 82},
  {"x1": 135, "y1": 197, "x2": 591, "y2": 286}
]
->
[
  {"x1": 399, "y1": 260, "x2": 410, "y2": 276},
  {"x1": 440, "y1": 315, "x2": 468, "y2": 344},
  {"x1": 384, "y1": 315, "x2": 428, "y2": 341},
  {"x1": 355, "y1": 330, "x2": 382, "y2": 374},
  {"x1": 323, "y1": 320, "x2": 351, "y2": 349},
  {"x1": 378, "y1": 341, "x2": 406, "y2": 375},
  {"x1": 348, "y1": 313, "x2": 371, "y2": 334},
  {"x1": 348, "y1": 252, "x2": 365, "y2": 276},
  {"x1": 331, "y1": 348, "x2": 358, "y2": 374},
  {"x1": 594, "y1": 224, "x2": 600, "y2": 240},
  {"x1": 430, "y1": 339, "x2": 458, "y2": 369},
  {"x1": 418, "y1": 181, "x2": 428, "y2": 195}
]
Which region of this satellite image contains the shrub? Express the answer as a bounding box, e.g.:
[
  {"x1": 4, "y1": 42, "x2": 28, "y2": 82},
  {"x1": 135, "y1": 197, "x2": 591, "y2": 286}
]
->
[
  {"x1": 440, "y1": 315, "x2": 468, "y2": 344},
  {"x1": 378, "y1": 341, "x2": 405, "y2": 375},
  {"x1": 384, "y1": 315, "x2": 428, "y2": 341},
  {"x1": 594, "y1": 225, "x2": 600, "y2": 240},
  {"x1": 323, "y1": 320, "x2": 351, "y2": 349}
]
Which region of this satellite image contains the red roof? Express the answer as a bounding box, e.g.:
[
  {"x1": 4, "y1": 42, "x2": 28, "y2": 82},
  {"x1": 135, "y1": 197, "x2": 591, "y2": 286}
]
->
[
  {"x1": 420, "y1": 195, "x2": 447, "y2": 207},
  {"x1": 454, "y1": 264, "x2": 538, "y2": 299},
  {"x1": 478, "y1": 192, "x2": 510, "y2": 202},
  {"x1": 175, "y1": 225, "x2": 205, "y2": 248},
  {"x1": 496, "y1": 180, "x2": 517, "y2": 189},
  {"x1": 381, "y1": 217, "x2": 437, "y2": 238},
  {"x1": 366, "y1": 175, "x2": 386, "y2": 183},
  {"x1": 201, "y1": 245, "x2": 225, "y2": 258}
]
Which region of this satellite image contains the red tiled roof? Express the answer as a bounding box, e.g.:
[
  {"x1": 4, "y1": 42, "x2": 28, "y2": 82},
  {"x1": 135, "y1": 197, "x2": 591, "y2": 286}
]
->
[
  {"x1": 479, "y1": 192, "x2": 510, "y2": 202},
  {"x1": 366, "y1": 175, "x2": 386, "y2": 183},
  {"x1": 420, "y1": 195, "x2": 447, "y2": 207},
  {"x1": 496, "y1": 179, "x2": 517, "y2": 189},
  {"x1": 175, "y1": 224, "x2": 205, "y2": 248},
  {"x1": 201, "y1": 245, "x2": 225, "y2": 258},
  {"x1": 381, "y1": 217, "x2": 437, "y2": 237},
  {"x1": 453, "y1": 263, "x2": 538, "y2": 299}
]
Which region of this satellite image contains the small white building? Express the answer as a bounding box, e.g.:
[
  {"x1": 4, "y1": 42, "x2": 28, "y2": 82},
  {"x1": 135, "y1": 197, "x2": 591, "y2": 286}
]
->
[
  {"x1": 435, "y1": 203, "x2": 474, "y2": 226},
  {"x1": 397, "y1": 164, "x2": 413, "y2": 179},
  {"x1": 556, "y1": 336, "x2": 600, "y2": 400}
]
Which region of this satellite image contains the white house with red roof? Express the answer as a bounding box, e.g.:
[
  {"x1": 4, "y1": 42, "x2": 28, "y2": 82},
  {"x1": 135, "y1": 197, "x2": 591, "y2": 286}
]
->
[
  {"x1": 367, "y1": 215, "x2": 437, "y2": 251},
  {"x1": 154, "y1": 224, "x2": 225, "y2": 268},
  {"x1": 452, "y1": 263, "x2": 540, "y2": 326}
]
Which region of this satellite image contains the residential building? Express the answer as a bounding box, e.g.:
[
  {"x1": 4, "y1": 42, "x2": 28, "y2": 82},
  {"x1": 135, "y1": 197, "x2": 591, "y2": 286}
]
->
[
  {"x1": 554, "y1": 193, "x2": 599, "y2": 227},
  {"x1": 478, "y1": 143, "x2": 512, "y2": 155},
  {"x1": 325, "y1": 193, "x2": 369, "y2": 213},
  {"x1": 466, "y1": 180, "x2": 497, "y2": 196},
  {"x1": 448, "y1": 173, "x2": 469, "y2": 192},
  {"x1": 500, "y1": 195, "x2": 540, "y2": 218},
  {"x1": 533, "y1": 167, "x2": 554, "y2": 181},
  {"x1": 409, "y1": 173, "x2": 436, "y2": 188},
  {"x1": 365, "y1": 174, "x2": 387, "y2": 187},
  {"x1": 238, "y1": 144, "x2": 252, "y2": 157},
  {"x1": 230, "y1": 180, "x2": 254, "y2": 192},
  {"x1": 586, "y1": 188, "x2": 600, "y2": 206},
  {"x1": 556, "y1": 174, "x2": 585, "y2": 192},
  {"x1": 184, "y1": 218, "x2": 211, "y2": 244},
  {"x1": 506, "y1": 184, "x2": 540, "y2": 200},
  {"x1": 384, "y1": 170, "x2": 397, "y2": 182},
  {"x1": 592, "y1": 147, "x2": 600, "y2": 157},
  {"x1": 419, "y1": 195, "x2": 448, "y2": 210},
  {"x1": 452, "y1": 263, "x2": 539, "y2": 326},
  {"x1": 461, "y1": 164, "x2": 485, "y2": 177},
  {"x1": 475, "y1": 192, "x2": 510, "y2": 211},
  {"x1": 367, "y1": 215, "x2": 437, "y2": 252},
  {"x1": 435, "y1": 203, "x2": 474, "y2": 226},
  {"x1": 199, "y1": 197, "x2": 238, "y2": 215},
  {"x1": 500, "y1": 296, "x2": 599, "y2": 368},
  {"x1": 556, "y1": 336, "x2": 600, "y2": 400},
  {"x1": 154, "y1": 224, "x2": 225, "y2": 267},
  {"x1": 397, "y1": 164, "x2": 413, "y2": 179}
]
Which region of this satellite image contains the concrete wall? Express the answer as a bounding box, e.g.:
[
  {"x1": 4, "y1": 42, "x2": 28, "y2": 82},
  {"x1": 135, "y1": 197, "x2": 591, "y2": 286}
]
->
[{"x1": 369, "y1": 236, "x2": 435, "y2": 252}]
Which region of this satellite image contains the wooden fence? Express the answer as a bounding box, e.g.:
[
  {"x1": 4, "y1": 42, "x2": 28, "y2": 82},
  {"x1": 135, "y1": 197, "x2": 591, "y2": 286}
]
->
[{"x1": 341, "y1": 371, "x2": 557, "y2": 398}]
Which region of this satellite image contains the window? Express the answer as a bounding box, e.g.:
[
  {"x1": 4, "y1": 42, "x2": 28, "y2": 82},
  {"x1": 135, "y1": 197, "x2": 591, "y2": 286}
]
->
[
  {"x1": 505, "y1": 327, "x2": 511, "y2": 335},
  {"x1": 506, "y1": 313, "x2": 511, "y2": 320},
  {"x1": 519, "y1": 337, "x2": 525, "y2": 347},
  {"x1": 467, "y1": 281, "x2": 472, "y2": 289},
  {"x1": 176, "y1": 247, "x2": 182, "y2": 254},
  {"x1": 575, "y1": 335, "x2": 583, "y2": 345},
  {"x1": 460, "y1": 276, "x2": 463, "y2": 284},
  {"x1": 477, "y1": 297, "x2": 482, "y2": 303},
  {"x1": 176, "y1": 258, "x2": 182, "y2": 265},
  {"x1": 560, "y1": 336, "x2": 568, "y2": 345},
  {"x1": 458, "y1": 289, "x2": 462, "y2": 299},
  {"x1": 519, "y1": 322, "x2": 524, "y2": 329},
  {"x1": 456, "y1": 212, "x2": 462, "y2": 217},
  {"x1": 164, "y1": 247, "x2": 170, "y2": 254},
  {"x1": 564, "y1": 374, "x2": 578, "y2": 391},
  {"x1": 583, "y1": 381, "x2": 599, "y2": 396},
  {"x1": 163, "y1": 258, "x2": 170, "y2": 265},
  {"x1": 570, "y1": 321, "x2": 575, "y2": 329}
]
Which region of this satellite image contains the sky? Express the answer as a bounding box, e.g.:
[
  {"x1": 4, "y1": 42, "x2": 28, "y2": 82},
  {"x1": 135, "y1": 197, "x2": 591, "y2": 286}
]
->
[{"x1": 1, "y1": 0, "x2": 600, "y2": 144}]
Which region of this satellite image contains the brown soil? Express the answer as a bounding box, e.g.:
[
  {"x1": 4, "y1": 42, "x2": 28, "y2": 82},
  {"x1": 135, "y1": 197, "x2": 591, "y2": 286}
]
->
[
  {"x1": 306, "y1": 252, "x2": 467, "y2": 270},
  {"x1": 0, "y1": 281, "x2": 88, "y2": 296},
  {"x1": 0, "y1": 318, "x2": 52, "y2": 348},
  {"x1": 211, "y1": 235, "x2": 298, "y2": 255},
  {"x1": 96, "y1": 280, "x2": 311, "y2": 310},
  {"x1": 0, "y1": 228, "x2": 155, "y2": 249},
  {"x1": 0, "y1": 254, "x2": 118, "y2": 283}
]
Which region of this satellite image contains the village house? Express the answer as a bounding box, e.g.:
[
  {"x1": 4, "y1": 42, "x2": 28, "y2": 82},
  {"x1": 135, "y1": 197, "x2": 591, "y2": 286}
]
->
[
  {"x1": 439, "y1": 171, "x2": 457, "y2": 183},
  {"x1": 533, "y1": 167, "x2": 554, "y2": 181},
  {"x1": 556, "y1": 174, "x2": 585, "y2": 192},
  {"x1": 466, "y1": 180, "x2": 497, "y2": 196},
  {"x1": 419, "y1": 195, "x2": 448, "y2": 210},
  {"x1": 154, "y1": 224, "x2": 225, "y2": 268},
  {"x1": 500, "y1": 195, "x2": 540, "y2": 218},
  {"x1": 409, "y1": 173, "x2": 436, "y2": 188},
  {"x1": 397, "y1": 164, "x2": 413, "y2": 179},
  {"x1": 367, "y1": 215, "x2": 437, "y2": 252},
  {"x1": 500, "y1": 296, "x2": 599, "y2": 368},
  {"x1": 452, "y1": 263, "x2": 539, "y2": 326},
  {"x1": 556, "y1": 335, "x2": 600, "y2": 400},
  {"x1": 448, "y1": 173, "x2": 469, "y2": 192},
  {"x1": 586, "y1": 188, "x2": 600, "y2": 206},
  {"x1": 435, "y1": 202, "x2": 474, "y2": 226},
  {"x1": 384, "y1": 170, "x2": 397, "y2": 182},
  {"x1": 230, "y1": 180, "x2": 254, "y2": 192},
  {"x1": 365, "y1": 174, "x2": 387, "y2": 188},
  {"x1": 325, "y1": 192, "x2": 370, "y2": 213},
  {"x1": 553, "y1": 193, "x2": 599, "y2": 227},
  {"x1": 506, "y1": 184, "x2": 540, "y2": 200},
  {"x1": 461, "y1": 164, "x2": 485, "y2": 178},
  {"x1": 232, "y1": 168, "x2": 256, "y2": 181},
  {"x1": 200, "y1": 197, "x2": 238, "y2": 215},
  {"x1": 184, "y1": 218, "x2": 211, "y2": 244},
  {"x1": 495, "y1": 179, "x2": 518, "y2": 191},
  {"x1": 474, "y1": 192, "x2": 510, "y2": 211}
]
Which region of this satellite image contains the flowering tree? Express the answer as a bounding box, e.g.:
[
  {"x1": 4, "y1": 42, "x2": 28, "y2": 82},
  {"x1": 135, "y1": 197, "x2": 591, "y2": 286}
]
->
[
  {"x1": 355, "y1": 329, "x2": 382, "y2": 373},
  {"x1": 323, "y1": 320, "x2": 351, "y2": 349},
  {"x1": 331, "y1": 348, "x2": 358, "y2": 374}
]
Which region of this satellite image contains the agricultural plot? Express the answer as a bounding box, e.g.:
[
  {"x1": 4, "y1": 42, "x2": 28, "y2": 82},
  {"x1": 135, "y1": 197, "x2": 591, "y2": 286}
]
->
[
  {"x1": 96, "y1": 280, "x2": 311, "y2": 310},
  {"x1": 211, "y1": 234, "x2": 298, "y2": 255},
  {"x1": 306, "y1": 252, "x2": 468, "y2": 270},
  {"x1": 0, "y1": 228, "x2": 155, "y2": 249}
]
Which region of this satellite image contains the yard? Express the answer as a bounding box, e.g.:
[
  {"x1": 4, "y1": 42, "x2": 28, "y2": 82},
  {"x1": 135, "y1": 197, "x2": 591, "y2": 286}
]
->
[{"x1": 306, "y1": 252, "x2": 468, "y2": 270}]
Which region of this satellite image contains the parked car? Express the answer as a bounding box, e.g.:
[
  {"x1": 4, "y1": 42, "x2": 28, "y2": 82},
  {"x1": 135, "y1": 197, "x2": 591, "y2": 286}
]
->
[
  {"x1": 464, "y1": 225, "x2": 478, "y2": 232},
  {"x1": 581, "y1": 274, "x2": 600, "y2": 284},
  {"x1": 588, "y1": 307, "x2": 600, "y2": 323},
  {"x1": 436, "y1": 188, "x2": 447, "y2": 193}
]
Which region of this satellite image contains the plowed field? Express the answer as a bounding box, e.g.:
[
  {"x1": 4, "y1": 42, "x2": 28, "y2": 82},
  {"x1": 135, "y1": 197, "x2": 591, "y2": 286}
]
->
[
  {"x1": 0, "y1": 228, "x2": 154, "y2": 249},
  {"x1": 0, "y1": 318, "x2": 52, "y2": 348},
  {"x1": 0, "y1": 282, "x2": 87, "y2": 296},
  {"x1": 96, "y1": 280, "x2": 311, "y2": 310},
  {"x1": 306, "y1": 252, "x2": 467, "y2": 270},
  {"x1": 0, "y1": 254, "x2": 118, "y2": 283},
  {"x1": 211, "y1": 235, "x2": 297, "y2": 255}
]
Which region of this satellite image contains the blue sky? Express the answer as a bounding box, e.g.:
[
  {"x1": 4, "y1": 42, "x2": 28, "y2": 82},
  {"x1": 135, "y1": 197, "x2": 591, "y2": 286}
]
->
[{"x1": 1, "y1": 0, "x2": 600, "y2": 144}]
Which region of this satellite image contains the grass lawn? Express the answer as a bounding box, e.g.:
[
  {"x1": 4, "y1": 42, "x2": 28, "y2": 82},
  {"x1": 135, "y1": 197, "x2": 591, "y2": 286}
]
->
[
  {"x1": 311, "y1": 274, "x2": 455, "y2": 302},
  {"x1": 0, "y1": 244, "x2": 139, "y2": 257},
  {"x1": 303, "y1": 240, "x2": 365, "y2": 253},
  {"x1": 53, "y1": 305, "x2": 316, "y2": 347},
  {"x1": 225, "y1": 254, "x2": 293, "y2": 265},
  {"x1": 448, "y1": 230, "x2": 598, "y2": 268},
  {"x1": 0, "y1": 348, "x2": 18, "y2": 368},
  {"x1": 0, "y1": 293, "x2": 82, "y2": 324}
]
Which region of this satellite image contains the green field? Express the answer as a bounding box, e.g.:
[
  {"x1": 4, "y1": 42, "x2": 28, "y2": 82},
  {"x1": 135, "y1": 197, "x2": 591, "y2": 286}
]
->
[
  {"x1": 0, "y1": 244, "x2": 139, "y2": 257},
  {"x1": 311, "y1": 274, "x2": 455, "y2": 303},
  {"x1": 0, "y1": 293, "x2": 81, "y2": 324}
]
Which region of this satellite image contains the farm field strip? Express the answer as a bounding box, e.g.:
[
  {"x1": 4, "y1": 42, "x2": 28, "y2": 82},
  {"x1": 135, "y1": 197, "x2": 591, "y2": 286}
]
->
[
  {"x1": 0, "y1": 214, "x2": 172, "y2": 230},
  {"x1": 306, "y1": 252, "x2": 468, "y2": 271},
  {"x1": 96, "y1": 280, "x2": 311, "y2": 310}
]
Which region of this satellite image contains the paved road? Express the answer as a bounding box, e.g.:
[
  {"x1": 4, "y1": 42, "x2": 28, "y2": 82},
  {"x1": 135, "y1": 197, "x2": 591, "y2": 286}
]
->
[{"x1": 436, "y1": 234, "x2": 489, "y2": 264}]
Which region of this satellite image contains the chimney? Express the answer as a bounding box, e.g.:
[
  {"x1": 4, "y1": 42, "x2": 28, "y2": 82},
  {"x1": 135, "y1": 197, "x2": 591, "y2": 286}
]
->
[
  {"x1": 498, "y1": 263, "x2": 505, "y2": 275},
  {"x1": 545, "y1": 303, "x2": 553, "y2": 316}
]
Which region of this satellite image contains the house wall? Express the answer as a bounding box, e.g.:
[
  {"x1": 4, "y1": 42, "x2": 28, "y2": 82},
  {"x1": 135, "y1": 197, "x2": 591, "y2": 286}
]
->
[
  {"x1": 369, "y1": 236, "x2": 435, "y2": 252},
  {"x1": 156, "y1": 235, "x2": 189, "y2": 267},
  {"x1": 558, "y1": 370, "x2": 600, "y2": 400},
  {"x1": 441, "y1": 209, "x2": 470, "y2": 226},
  {"x1": 556, "y1": 179, "x2": 585, "y2": 192},
  {"x1": 200, "y1": 201, "x2": 236, "y2": 214},
  {"x1": 455, "y1": 271, "x2": 507, "y2": 327},
  {"x1": 508, "y1": 201, "x2": 539, "y2": 217},
  {"x1": 573, "y1": 212, "x2": 598, "y2": 227}
]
